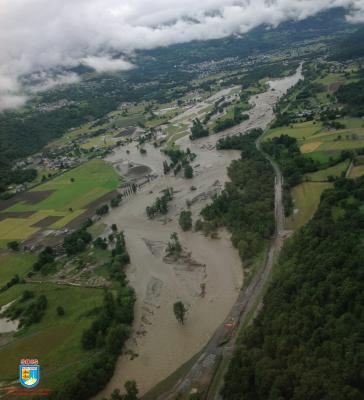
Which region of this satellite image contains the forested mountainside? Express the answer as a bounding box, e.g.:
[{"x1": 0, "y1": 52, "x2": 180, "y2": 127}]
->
[
  {"x1": 221, "y1": 177, "x2": 364, "y2": 400},
  {"x1": 331, "y1": 25, "x2": 364, "y2": 61}
]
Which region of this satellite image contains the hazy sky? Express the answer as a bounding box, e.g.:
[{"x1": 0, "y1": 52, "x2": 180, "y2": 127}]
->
[{"x1": 0, "y1": 0, "x2": 363, "y2": 109}]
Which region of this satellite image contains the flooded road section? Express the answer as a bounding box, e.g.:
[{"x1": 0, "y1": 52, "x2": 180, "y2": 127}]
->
[{"x1": 95, "y1": 65, "x2": 303, "y2": 398}]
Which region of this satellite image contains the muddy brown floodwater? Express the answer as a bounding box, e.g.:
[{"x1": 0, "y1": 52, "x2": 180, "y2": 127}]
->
[{"x1": 95, "y1": 65, "x2": 303, "y2": 399}]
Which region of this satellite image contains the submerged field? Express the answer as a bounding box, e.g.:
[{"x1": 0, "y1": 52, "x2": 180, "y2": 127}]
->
[{"x1": 0, "y1": 159, "x2": 119, "y2": 243}]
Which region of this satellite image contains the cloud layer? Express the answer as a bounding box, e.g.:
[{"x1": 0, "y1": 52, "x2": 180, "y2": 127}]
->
[{"x1": 0, "y1": 0, "x2": 363, "y2": 109}]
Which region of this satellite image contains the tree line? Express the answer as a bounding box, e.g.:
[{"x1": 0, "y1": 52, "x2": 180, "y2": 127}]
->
[
  {"x1": 222, "y1": 177, "x2": 364, "y2": 400},
  {"x1": 199, "y1": 129, "x2": 275, "y2": 264}
]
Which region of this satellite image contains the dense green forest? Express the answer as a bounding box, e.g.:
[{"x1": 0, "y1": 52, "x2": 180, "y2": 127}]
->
[
  {"x1": 200, "y1": 129, "x2": 275, "y2": 263},
  {"x1": 222, "y1": 177, "x2": 364, "y2": 400},
  {"x1": 262, "y1": 135, "x2": 320, "y2": 187},
  {"x1": 336, "y1": 75, "x2": 364, "y2": 117},
  {"x1": 331, "y1": 25, "x2": 364, "y2": 61}
]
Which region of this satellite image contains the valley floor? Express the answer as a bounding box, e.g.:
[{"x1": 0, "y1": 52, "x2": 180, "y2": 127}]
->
[{"x1": 96, "y1": 66, "x2": 303, "y2": 398}]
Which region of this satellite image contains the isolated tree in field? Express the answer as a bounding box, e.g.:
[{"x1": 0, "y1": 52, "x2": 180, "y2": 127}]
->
[
  {"x1": 7, "y1": 241, "x2": 20, "y2": 251},
  {"x1": 173, "y1": 301, "x2": 187, "y2": 325},
  {"x1": 179, "y1": 210, "x2": 192, "y2": 231},
  {"x1": 56, "y1": 306, "x2": 65, "y2": 316},
  {"x1": 111, "y1": 223, "x2": 118, "y2": 232}
]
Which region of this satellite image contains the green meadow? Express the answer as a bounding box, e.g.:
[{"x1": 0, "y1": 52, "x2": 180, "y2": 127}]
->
[
  {"x1": 305, "y1": 159, "x2": 350, "y2": 181},
  {"x1": 0, "y1": 253, "x2": 36, "y2": 283},
  {"x1": 263, "y1": 121, "x2": 323, "y2": 141},
  {"x1": 287, "y1": 182, "x2": 333, "y2": 230},
  {"x1": 0, "y1": 282, "x2": 104, "y2": 388}
]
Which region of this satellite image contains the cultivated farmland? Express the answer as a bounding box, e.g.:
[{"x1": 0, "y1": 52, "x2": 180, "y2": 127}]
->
[{"x1": 0, "y1": 159, "x2": 120, "y2": 243}]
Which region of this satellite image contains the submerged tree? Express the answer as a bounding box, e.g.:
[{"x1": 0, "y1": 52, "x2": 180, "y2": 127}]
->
[
  {"x1": 189, "y1": 118, "x2": 209, "y2": 140},
  {"x1": 184, "y1": 164, "x2": 193, "y2": 179},
  {"x1": 173, "y1": 301, "x2": 187, "y2": 325},
  {"x1": 166, "y1": 232, "x2": 182, "y2": 257},
  {"x1": 179, "y1": 210, "x2": 192, "y2": 231},
  {"x1": 107, "y1": 380, "x2": 139, "y2": 400}
]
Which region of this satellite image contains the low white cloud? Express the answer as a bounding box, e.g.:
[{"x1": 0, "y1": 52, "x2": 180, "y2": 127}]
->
[
  {"x1": 81, "y1": 56, "x2": 134, "y2": 72},
  {"x1": 0, "y1": 0, "x2": 363, "y2": 110},
  {"x1": 25, "y1": 71, "x2": 80, "y2": 93},
  {"x1": 0, "y1": 93, "x2": 27, "y2": 110}
]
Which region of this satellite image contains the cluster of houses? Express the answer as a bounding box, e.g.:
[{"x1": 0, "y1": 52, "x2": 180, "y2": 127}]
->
[{"x1": 36, "y1": 99, "x2": 77, "y2": 113}]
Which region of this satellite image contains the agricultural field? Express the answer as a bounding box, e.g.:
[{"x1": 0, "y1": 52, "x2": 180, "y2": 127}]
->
[
  {"x1": 264, "y1": 118, "x2": 364, "y2": 152},
  {"x1": 286, "y1": 182, "x2": 333, "y2": 230},
  {"x1": 0, "y1": 282, "x2": 104, "y2": 389},
  {"x1": 80, "y1": 133, "x2": 116, "y2": 150},
  {"x1": 263, "y1": 121, "x2": 323, "y2": 141},
  {"x1": 264, "y1": 118, "x2": 364, "y2": 167},
  {"x1": 0, "y1": 253, "x2": 36, "y2": 283},
  {"x1": 350, "y1": 164, "x2": 364, "y2": 178},
  {"x1": 305, "y1": 159, "x2": 350, "y2": 181},
  {"x1": 0, "y1": 159, "x2": 120, "y2": 243},
  {"x1": 48, "y1": 104, "x2": 146, "y2": 150}
]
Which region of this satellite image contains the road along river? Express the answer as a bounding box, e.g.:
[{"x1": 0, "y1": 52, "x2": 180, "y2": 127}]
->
[{"x1": 95, "y1": 65, "x2": 303, "y2": 399}]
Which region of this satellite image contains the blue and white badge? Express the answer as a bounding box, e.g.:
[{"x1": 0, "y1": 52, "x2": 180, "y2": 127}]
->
[{"x1": 19, "y1": 359, "x2": 40, "y2": 388}]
